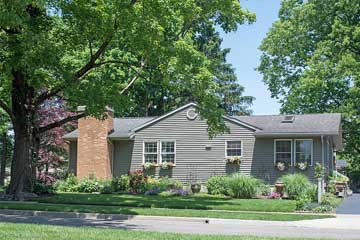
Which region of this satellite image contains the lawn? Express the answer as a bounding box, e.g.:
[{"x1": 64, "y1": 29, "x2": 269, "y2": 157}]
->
[
  {"x1": 0, "y1": 222, "x2": 325, "y2": 240},
  {"x1": 0, "y1": 201, "x2": 334, "y2": 221},
  {"x1": 37, "y1": 193, "x2": 297, "y2": 212}
]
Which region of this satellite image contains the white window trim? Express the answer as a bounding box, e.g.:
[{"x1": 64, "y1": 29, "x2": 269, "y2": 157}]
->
[
  {"x1": 142, "y1": 141, "x2": 159, "y2": 165},
  {"x1": 294, "y1": 139, "x2": 314, "y2": 166},
  {"x1": 225, "y1": 140, "x2": 243, "y2": 158},
  {"x1": 160, "y1": 140, "x2": 177, "y2": 165},
  {"x1": 274, "y1": 139, "x2": 293, "y2": 166}
]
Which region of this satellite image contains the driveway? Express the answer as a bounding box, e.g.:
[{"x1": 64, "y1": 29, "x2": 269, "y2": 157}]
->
[
  {"x1": 1, "y1": 210, "x2": 360, "y2": 239},
  {"x1": 336, "y1": 193, "x2": 360, "y2": 214}
]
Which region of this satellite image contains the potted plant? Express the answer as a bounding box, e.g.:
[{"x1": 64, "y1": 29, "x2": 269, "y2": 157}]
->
[
  {"x1": 225, "y1": 156, "x2": 241, "y2": 165},
  {"x1": 191, "y1": 183, "x2": 201, "y2": 194},
  {"x1": 143, "y1": 162, "x2": 157, "y2": 170},
  {"x1": 275, "y1": 161, "x2": 287, "y2": 171},
  {"x1": 296, "y1": 162, "x2": 308, "y2": 171},
  {"x1": 161, "y1": 161, "x2": 175, "y2": 170},
  {"x1": 274, "y1": 181, "x2": 285, "y2": 196}
]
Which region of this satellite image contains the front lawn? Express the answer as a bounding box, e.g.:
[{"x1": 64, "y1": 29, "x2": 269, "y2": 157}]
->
[
  {"x1": 37, "y1": 193, "x2": 297, "y2": 212},
  {"x1": 0, "y1": 222, "x2": 324, "y2": 240},
  {"x1": 0, "y1": 201, "x2": 334, "y2": 221}
]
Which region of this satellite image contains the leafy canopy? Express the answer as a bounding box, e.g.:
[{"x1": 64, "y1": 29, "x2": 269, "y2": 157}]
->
[
  {"x1": 0, "y1": 0, "x2": 255, "y2": 136},
  {"x1": 258, "y1": 0, "x2": 360, "y2": 168}
]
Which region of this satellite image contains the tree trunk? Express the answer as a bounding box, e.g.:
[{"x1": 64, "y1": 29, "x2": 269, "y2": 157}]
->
[
  {"x1": 7, "y1": 70, "x2": 36, "y2": 196},
  {"x1": 0, "y1": 132, "x2": 7, "y2": 186}
]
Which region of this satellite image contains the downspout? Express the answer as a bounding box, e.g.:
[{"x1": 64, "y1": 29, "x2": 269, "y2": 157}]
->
[{"x1": 321, "y1": 135, "x2": 325, "y2": 194}]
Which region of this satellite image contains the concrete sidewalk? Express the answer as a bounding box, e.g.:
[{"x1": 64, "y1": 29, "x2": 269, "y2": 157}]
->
[{"x1": 1, "y1": 209, "x2": 360, "y2": 239}]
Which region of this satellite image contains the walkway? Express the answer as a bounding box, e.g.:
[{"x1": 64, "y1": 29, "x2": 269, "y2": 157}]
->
[
  {"x1": 1, "y1": 210, "x2": 360, "y2": 239},
  {"x1": 336, "y1": 193, "x2": 360, "y2": 214}
]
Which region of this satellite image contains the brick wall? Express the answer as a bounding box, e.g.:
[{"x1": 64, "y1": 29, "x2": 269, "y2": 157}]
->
[{"x1": 77, "y1": 109, "x2": 113, "y2": 179}]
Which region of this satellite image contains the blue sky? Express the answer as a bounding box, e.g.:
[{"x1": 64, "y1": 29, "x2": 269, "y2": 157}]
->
[{"x1": 220, "y1": 0, "x2": 282, "y2": 115}]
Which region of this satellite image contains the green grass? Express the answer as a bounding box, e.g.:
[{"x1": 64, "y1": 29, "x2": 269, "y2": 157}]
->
[
  {"x1": 0, "y1": 201, "x2": 334, "y2": 221},
  {"x1": 37, "y1": 193, "x2": 297, "y2": 212},
  {"x1": 0, "y1": 222, "x2": 325, "y2": 240}
]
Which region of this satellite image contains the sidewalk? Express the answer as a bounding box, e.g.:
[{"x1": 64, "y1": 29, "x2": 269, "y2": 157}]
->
[{"x1": 1, "y1": 209, "x2": 360, "y2": 239}]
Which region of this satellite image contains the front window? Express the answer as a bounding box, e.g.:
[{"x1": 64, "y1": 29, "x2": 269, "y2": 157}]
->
[
  {"x1": 161, "y1": 141, "x2": 175, "y2": 163},
  {"x1": 295, "y1": 140, "x2": 313, "y2": 166},
  {"x1": 226, "y1": 141, "x2": 242, "y2": 157},
  {"x1": 144, "y1": 142, "x2": 158, "y2": 163},
  {"x1": 274, "y1": 140, "x2": 292, "y2": 166}
]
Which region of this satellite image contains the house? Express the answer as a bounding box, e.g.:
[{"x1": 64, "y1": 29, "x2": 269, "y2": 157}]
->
[{"x1": 63, "y1": 103, "x2": 342, "y2": 183}]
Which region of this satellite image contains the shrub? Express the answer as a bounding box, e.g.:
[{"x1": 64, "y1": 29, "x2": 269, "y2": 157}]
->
[
  {"x1": 145, "y1": 188, "x2": 161, "y2": 195},
  {"x1": 55, "y1": 174, "x2": 78, "y2": 192},
  {"x1": 33, "y1": 181, "x2": 55, "y2": 194},
  {"x1": 76, "y1": 178, "x2": 100, "y2": 193},
  {"x1": 99, "y1": 180, "x2": 113, "y2": 194},
  {"x1": 321, "y1": 193, "x2": 340, "y2": 207},
  {"x1": 207, "y1": 176, "x2": 228, "y2": 195},
  {"x1": 226, "y1": 174, "x2": 262, "y2": 199},
  {"x1": 158, "y1": 177, "x2": 182, "y2": 191},
  {"x1": 111, "y1": 175, "x2": 129, "y2": 192},
  {"x1": 128, "y1": 170, "x2": 147, "y2": 193},
  {"x1": 257, "y1": 183, "x2": 271, "y2": 196},
  {"x1": 295, "y1": 194, "x2": 313, "y2": 210},
  {"x1": 159, "y1": 189, "x2": 189, "y2": 197},
  {"x1": 279, "y1": 174, "x2": 314, "y2": 200}
]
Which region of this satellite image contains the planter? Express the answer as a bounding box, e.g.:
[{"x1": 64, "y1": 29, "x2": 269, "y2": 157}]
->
[
  {"x1": 275, "y1": 161, "x2": 287, "y2": 171},
  {"x1": 191, "y1": 183, "x2": 201, "y2": 194},
  {"x1": 225, "y1": 157, "x2": 241, "y2": 165},
  {"x1": 274, "y1": 182, "x2": 285, "y2": 196}
]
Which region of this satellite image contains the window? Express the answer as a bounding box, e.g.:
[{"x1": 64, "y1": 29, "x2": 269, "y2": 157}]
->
[
  {"x1": 161, "y1": 141, "x2": 176, "y2": 163},
  {"x1": 295, "y1": 140, "x2": 313, "y2": 166},
  {"x1": 144, "y1": 142, "x2": 158, "y2": 163},
  {"x1": 274, "y1": 140, "x2": 292, "y2": 165},
  {"x1": 226, "y1": 141, "x2": 242, "y2": 157}
]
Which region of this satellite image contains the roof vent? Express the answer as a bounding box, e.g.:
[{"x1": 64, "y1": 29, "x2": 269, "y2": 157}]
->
[{"x1": 282, "y1": 115, "x2": 295, "y2": 123}]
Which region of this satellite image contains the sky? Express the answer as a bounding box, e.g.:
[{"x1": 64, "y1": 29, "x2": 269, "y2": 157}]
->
[{"x1": 220, "y1": 0, "x2": 282, "y2": 115}]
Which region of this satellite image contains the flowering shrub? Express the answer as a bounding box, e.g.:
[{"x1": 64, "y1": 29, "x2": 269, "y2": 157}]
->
[
  {"x1": 161, "y1": 161, "x2": 175, "y2": 170},
  {"x1": 268, "y1": 192, "x2": 282, "y2": 199},
  {"x1": 226, "y1": 156, "x2": 241, "y2": 165},
  {"x1": 143, "y1": 162, "x2": 157, "y2": 170},
  {"x1": 145, "y1": 188, "x2": 161, "y2": 195},
  {"x1": 275, "y1": 161, "x2": 287, "y2": 171},
  {"x1": 128, "y1": 170, "x2": 147, "y2": 193},
  {"x1": 159, "y1": 189, "x2": 189, "y2": 197},
  {"x1": 296, "y1": 162, "x2": 308, "y2": 171}
]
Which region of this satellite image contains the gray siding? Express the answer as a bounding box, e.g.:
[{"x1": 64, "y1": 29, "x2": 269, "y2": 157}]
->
[
  {"x1": 68, "y1": 141, "x2": 77, "y2": 174},
  {"x1": 113, "y1": 140, "x2": 134, "y2": 176},
  {"x1": 109, "y1": 106, "x2": 325, "y2": 183}
]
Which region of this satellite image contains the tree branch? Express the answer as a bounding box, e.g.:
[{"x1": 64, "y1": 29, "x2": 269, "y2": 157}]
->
[
  {"x1": 119, "y1": 57, "x2": 147, "y2": 95},
  {"x1": 0, "y1": 100, "x2": 14, "y2": 121},
  {"x1": 37, "y1": 112, "x2": 86, "y2": 134}
]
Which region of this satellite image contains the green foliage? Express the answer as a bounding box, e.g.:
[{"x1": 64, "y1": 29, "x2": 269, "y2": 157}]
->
[
  {"x1": 295, "y1": 194, "x2": 313, "y2": 210},
  {"x1": 111, "y1": 175, "x2": 129, "y2": 192},
  {"x1": 33, "y1": 181, "x2": 55, "y2": 195},
  {"x1": 258, "y1": 0, "x2": 360, "y2": 170},
  {"x1": 158, "y1": 177, "x2": 182, "y2": 191},
  {"x1": 321, "y1": 193, "x2": 341, "y2": 208},
  {"x1": 55, "y1": 174, "x2": 79, "y2": 192},
  {"x1": 76, "y1": 178, "x2": 100, "y2": 193},
  {"x1": 128, "y1": 170, "x2": 146, "y2": 194},
  {"x1": 207, "y1": 176, "x2": 228, "y2": 195},
  {"x1": 279, "y1": 174, "x2": 315, "y2": 200},
  {"x1": 314, "y1": 163, "x2": 325, "y2": 179},
  {"x1": 226, "y1": 174, "x2": 262, "y2": 199}
]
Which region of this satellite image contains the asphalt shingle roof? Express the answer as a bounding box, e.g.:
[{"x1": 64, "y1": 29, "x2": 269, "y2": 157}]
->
[
  {"x1": 63, "y1": 112, "x2": 341, "y2": 139},
  {"x1": 233, "y1": 113, "x2": 341, "y2": 135}
]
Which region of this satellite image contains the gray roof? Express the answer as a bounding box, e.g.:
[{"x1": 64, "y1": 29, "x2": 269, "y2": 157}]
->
[
  {"x1": 233, "y1": 113, "x2": 341, "y2": 136},
  {"x1": 63, "y1": 117, "x2": 156, "y2": 140},
  {"x1": 63, "y1": 106, "x2": 341, "y2": 140}
]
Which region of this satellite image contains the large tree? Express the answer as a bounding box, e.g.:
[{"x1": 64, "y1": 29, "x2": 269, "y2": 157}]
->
[
  {"x1": 0, "y1": 0, "x2": 255, "y2": 195},
  {"x1": 258, "y1": 0, "x2": 360, "y2": 173},
  {"x1": 121, "y1": 22, "x2": 254, "y2": 117}
]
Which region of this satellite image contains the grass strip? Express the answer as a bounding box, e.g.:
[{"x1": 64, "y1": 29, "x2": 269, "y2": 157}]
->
[{"x1": 0, "y1": 201, "x2": 333, "y2": 221}]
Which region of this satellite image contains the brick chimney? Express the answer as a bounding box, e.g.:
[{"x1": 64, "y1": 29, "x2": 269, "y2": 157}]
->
[{"x1": 76, "y1": 107, "x2": 114, "y2": 179}]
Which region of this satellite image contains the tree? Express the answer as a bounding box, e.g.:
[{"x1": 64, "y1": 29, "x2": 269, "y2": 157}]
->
[
  {"x1": 121, "y1": 22, "x2": 254, "y2": 116},
  {"x1": 0, "y1": 0, "x2": 255, "y2": 195},
  {"x1": 258, "y1": 0, "x2": 360, "y2": 172}
]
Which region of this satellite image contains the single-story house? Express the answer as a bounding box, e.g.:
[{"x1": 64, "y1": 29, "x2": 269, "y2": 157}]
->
[{"x1": 64, "y1": 103, "x2": 342, "y2": 183}]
